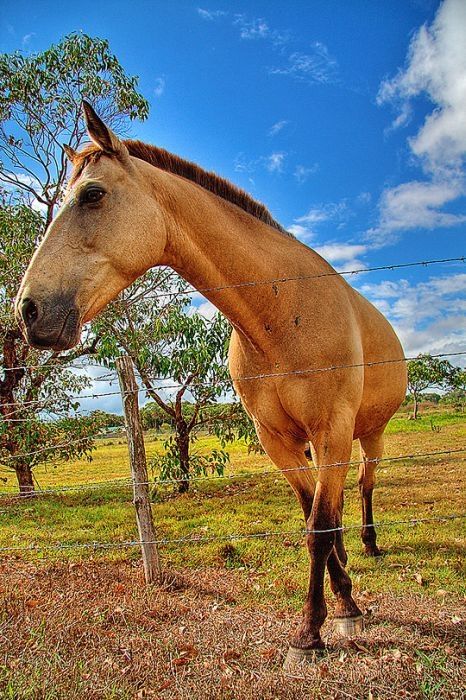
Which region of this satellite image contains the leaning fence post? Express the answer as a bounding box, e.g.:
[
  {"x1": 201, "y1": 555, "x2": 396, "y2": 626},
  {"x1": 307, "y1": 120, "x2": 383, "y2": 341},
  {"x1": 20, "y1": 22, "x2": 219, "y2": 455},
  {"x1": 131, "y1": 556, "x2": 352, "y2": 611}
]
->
[{"x1": 116, "y1": 354, "x2": 162, "y2": 585}]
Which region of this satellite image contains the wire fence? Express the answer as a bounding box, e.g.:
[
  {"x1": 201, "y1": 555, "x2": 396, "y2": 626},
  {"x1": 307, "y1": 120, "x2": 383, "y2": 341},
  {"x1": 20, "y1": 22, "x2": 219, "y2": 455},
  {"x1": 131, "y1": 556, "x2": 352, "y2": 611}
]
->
[
  {"x1": 1, "y1": 350, "x2": 465, "y2": 414},
  {"x1": 0, "y1": 514, "x2": 464, "y2": 555},
  {"x1": 1, "y1": 252, "x2": 465, "y2": 562},
  {"x1": 1, "y1": 447, "x2": 465, "y2": 496},
  {"x1": 1, "y1": 254, "x2": 464, "y2": 377}
]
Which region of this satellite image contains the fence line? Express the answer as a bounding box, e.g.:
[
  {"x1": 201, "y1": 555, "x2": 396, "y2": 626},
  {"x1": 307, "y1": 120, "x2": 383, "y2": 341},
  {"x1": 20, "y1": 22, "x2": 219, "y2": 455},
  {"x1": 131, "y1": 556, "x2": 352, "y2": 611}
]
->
[
  {"x1": 1, "y1": 350, "x2": 465, "y2": 413},
  {"x1": 1, "y1": 254, "x2": 464, "y2": 377},
  {"x1": 0, "y1": 513, "x2": 464, "y2": 555},
  {"x1": 2, "y1": 255, "x2": 464, "y2": 376},
  {"x1": 1, "y1": 447, "x2": 464, "y2": 498},
  {"x1": 138, "y1": 255, "x2": 466, "y2": 301}
]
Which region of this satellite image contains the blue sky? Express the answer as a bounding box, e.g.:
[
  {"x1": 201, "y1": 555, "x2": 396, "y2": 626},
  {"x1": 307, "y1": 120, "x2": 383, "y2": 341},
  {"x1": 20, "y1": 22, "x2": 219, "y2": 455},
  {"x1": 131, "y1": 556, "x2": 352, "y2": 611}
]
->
[{"x1": 1, "y1": 0, "x2": 465, "y2": 413}]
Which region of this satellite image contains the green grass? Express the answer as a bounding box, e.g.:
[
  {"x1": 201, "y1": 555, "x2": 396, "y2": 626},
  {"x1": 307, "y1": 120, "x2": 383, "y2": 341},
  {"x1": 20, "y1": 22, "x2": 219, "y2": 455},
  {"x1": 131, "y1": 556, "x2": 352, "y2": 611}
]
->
[{"x1": 1, "y1": 409, "x2": 465, "y2": 608}]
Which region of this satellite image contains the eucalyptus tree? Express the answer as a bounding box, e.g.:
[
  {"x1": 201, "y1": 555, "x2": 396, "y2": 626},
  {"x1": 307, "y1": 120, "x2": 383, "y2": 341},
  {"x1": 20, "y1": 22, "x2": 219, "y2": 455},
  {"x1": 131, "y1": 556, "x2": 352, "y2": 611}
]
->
[
  {"x1": 406, "y1": 354, "x2": 459, "y2": 419},
  {"x1": 0, "y1": 32, "x2": 148, "y2": 226},
  {"x1": 0, "y1": 34, "x2": 149, "y2": 493},
  {"x1": 93, "y1": 275, "x2": 242, "y2": 492}
]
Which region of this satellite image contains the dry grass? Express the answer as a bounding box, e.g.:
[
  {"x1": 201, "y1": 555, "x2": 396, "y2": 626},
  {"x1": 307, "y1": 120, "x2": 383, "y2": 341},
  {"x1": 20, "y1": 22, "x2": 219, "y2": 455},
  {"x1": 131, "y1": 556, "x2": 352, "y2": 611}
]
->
[{"x1": 0, "y1": 558, "x2": 464, "y2": 699}]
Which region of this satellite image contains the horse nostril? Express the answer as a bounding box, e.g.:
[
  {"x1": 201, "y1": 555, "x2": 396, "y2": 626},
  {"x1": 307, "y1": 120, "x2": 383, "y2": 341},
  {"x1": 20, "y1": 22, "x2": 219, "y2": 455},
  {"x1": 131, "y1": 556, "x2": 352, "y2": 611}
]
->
[{"x1": 22, "y1": 298, "x2": 39, "y2": 326}]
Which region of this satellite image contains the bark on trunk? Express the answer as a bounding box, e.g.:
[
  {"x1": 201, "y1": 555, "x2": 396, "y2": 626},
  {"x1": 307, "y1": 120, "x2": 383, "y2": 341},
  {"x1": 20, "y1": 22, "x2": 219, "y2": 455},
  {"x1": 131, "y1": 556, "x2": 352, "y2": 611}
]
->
[
  {"x1": 177, "y1": 429, "x2": 190, "y2": 494},
  {"x1": 15, "y1": 461, "x2": 34, "y2": 496},
  {"x1": 412, "y1": 394, "x2": 419, "y2": 420}
]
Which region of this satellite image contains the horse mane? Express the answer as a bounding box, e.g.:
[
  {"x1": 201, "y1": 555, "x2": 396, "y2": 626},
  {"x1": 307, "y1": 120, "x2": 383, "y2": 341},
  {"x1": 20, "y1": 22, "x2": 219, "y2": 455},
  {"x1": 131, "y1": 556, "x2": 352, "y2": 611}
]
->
[{"x1": 71, "y1": 140, "x2": 290, "y2": 236}]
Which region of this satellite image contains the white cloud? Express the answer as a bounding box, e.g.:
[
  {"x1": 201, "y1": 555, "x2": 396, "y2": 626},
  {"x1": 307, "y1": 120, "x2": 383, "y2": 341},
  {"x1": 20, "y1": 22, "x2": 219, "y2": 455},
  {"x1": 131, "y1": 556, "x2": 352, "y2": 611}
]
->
[
  {"x1": 154, "y1": 77, "x2": 165, "y2": 98},
  {"x1": 234, "y1": 15, "x2": 270, "y2": 40},
  {"x1": 22, "y1": 32, "x2": 35, "y2": 47},
  {"x1": 266, "y1": 152, "x2": 286, "y2": 173},
  {"x1": 378, "y1": 0, "x2": 466, "y2": 172},
  {"x1": 296, "y1": 202, "x2": 347, "y2": 226},
  {"x1": 233, "y1": 14, "x2": 289, "y2": 45},
  {"x1": 270, "y1": 42, "x2": 338, "y2": 85},
  {"x1": 368, "y1": 179, "x2": 466, "y2": 243},
  {"x1": 294, "y1": 163, "x2": 318, "y2": 183},
  {"x1": 372, "y1": 0, "x2": 466, "y2": 243},
  {"x1": 287, "y1": 201, "x2": 354, "y2": 249},
  {"x1": 314, "y1": 244, "x2": 368, "y2": 272},
  {"x1": 359, "y1": 272, "x2": 466, "y2": 356},
  {"x1": 197, "y1": 8, "x2": 226, "y2": 21},
  {"x1": 268, "y1": 120, "x2": 288, "y2": 136},
  {"x1": 197, "y1": 300, "x2": 217, "y2": 320},
  {"x1": 315, "y1": 244, "x2": 367, "y2": 263},
  {"x1": 287, "y1": 223, "x2": 314, "y2": 240}
]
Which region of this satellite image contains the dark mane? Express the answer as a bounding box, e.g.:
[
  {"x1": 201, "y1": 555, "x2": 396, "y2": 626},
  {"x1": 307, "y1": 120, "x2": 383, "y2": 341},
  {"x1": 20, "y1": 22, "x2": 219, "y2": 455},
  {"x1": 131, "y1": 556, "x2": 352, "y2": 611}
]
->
[{"x1": 71, "y1": 140, "x2": 290, "y2": 235}]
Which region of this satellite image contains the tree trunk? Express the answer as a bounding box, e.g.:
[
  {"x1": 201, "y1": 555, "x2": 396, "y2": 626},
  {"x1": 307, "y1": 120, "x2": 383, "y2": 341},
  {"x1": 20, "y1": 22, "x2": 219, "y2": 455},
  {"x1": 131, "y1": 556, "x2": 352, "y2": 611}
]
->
[
  {"x1": 15, "y1": 460, "x2": 34, "y2": 496},
  {"x1": 177, "y1": 428, "x2": 190, "y2": 494},
  {"x1": 413, "y1": 394, "x2": 419, "y2": 420}
]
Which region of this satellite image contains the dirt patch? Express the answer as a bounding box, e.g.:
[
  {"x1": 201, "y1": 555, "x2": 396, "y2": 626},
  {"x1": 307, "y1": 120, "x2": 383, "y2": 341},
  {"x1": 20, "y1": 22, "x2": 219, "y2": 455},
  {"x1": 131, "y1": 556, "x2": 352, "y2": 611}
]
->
[{"x1": 0, "y1": 558, "x2": 464, "y2": 699}]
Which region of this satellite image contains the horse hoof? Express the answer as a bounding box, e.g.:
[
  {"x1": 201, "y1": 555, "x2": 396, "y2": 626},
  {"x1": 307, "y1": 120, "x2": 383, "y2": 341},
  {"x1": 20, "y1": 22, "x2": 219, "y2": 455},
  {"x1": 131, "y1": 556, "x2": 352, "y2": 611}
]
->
[
  {"x1": 334, "y1": 615, "x2": 365, "y2": 637},
  {"x1": 283, "y1": 645, "x2": 324, "y2": 669},
  {"x1": 364, "y1": 544, "x2": 383, "y2": 557}
]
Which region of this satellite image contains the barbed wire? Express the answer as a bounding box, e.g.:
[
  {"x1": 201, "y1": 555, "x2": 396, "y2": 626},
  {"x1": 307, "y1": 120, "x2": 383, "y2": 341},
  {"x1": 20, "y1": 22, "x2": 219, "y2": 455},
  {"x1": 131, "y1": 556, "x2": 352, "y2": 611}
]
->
[
  {"x1": 0, "y1": 436, "x2": 94, "y2": 463},
  {"x1": 1, "y1": 447, "x2": 464, "y2": 498},
  {"x1": 138, "y1": 255, "x2": 466, "y2": 302},
  {"x1": 0, "y1": 513, "x2": 463, "y2": 554},
  {"x1": 1, "y1": 255, "x2": 464, "y2": 377},
  {"x1": 1, "y1": 350, "x2": 465, "y2": 412}
]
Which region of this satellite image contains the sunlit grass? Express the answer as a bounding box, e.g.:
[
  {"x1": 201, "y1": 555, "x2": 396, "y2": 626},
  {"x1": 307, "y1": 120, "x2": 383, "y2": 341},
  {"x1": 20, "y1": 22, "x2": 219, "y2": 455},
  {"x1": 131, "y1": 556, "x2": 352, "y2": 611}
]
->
[{"x1": 1, "y1": 409, "x2": 464, "y2": 606}]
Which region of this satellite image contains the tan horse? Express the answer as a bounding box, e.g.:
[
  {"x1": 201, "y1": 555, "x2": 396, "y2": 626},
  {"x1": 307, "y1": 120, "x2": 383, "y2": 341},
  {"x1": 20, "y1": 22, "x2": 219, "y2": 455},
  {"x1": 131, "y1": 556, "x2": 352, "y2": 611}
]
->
[{"x1": 16, "y1": 103, "x2": 407, "y2": 661}]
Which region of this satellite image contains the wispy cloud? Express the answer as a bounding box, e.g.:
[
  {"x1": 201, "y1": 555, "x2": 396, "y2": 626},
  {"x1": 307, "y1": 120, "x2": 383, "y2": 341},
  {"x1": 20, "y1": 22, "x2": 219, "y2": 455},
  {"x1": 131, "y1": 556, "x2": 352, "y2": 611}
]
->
[
  {"x1": 287, "y1": 201, "x2": 348, "y2": 241},
  {"x1": 314, "y1": 243, "x2": 368, "y2": 271},
  {"x1": 296, "y1": 202, "x2": 347, "y2": 226},
  {"x1": 234, "y1": 15, "x2": 269, "y2": 40},
  {"x1": 268, "y1": 119, "x2": 289, "y2": 136},
  {"x1": 294, "y1": 163, "x2": 318, "y2": 183},
  {"x1": 266, "y1": 152, "x2": 286, "y2": 173},
  {"x1": 359, "y1": 272, "x2": 466, "y2": 356},
  {"x1": 197, "y1": 8, "x2": 226, "y2": 21},
  {"x1": 234, "y1": 151, "x2": 287, "y2": 175},
  {"x1": 154, "y1": 77, "x2": 165, "y2": 98},
  {"x1": 233, "y1": 14, "x2": 289, "y2": 45},
  {"x1": 270, "y1": 42, "x2": 339, "y2": 85},
  {"x1": 22, "y1": 32, "x2": 35, "y2": 48},
  {"x1": 371, "y1": 0, "x2": 466, "y2": 243}
]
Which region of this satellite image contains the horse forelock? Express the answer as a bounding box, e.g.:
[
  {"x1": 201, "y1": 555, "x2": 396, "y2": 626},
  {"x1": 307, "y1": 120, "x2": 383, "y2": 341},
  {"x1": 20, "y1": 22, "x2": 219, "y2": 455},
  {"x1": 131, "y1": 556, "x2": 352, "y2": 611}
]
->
[{"x1": 69, "y1": 140, "x2": 291, "y2": 236}]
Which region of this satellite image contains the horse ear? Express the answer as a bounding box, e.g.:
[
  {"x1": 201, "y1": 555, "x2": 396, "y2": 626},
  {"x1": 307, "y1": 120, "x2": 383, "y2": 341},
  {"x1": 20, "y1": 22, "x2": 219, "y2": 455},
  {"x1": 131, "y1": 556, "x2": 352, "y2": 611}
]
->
[
  {"x1": 82, "y1": 101, "x2": 127, "y2": 158},
  {"x1": 62, "y1": 144, "x2": 77, "y2": 163}
]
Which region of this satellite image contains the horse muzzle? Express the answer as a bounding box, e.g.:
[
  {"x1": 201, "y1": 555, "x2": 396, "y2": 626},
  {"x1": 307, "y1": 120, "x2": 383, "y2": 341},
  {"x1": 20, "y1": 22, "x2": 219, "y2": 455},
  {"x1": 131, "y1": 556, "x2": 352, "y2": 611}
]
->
[{"x1": 17, "y1": 292, "x2": 82, "y2": 351}]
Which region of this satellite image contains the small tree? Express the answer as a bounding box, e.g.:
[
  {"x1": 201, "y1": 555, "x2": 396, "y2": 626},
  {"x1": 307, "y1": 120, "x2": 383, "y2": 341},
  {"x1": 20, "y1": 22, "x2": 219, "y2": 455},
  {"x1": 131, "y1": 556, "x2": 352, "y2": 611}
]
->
[
  {"x1": 93, "y1": 273, "x2": 241, "y2": 492},
  {"x1": 406, "y1": 354, "x2": 458, "y2": 419},
  {"x1": 440, "y1": 368, "x2": 466, "y2": 413}
]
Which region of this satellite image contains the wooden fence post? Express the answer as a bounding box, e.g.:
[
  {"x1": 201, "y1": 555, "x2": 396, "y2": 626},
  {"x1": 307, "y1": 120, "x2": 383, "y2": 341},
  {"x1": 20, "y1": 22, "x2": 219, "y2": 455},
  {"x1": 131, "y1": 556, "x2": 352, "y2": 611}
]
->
[{"x1": 116, "y1": 355, "x2": 162, "y2": 585}]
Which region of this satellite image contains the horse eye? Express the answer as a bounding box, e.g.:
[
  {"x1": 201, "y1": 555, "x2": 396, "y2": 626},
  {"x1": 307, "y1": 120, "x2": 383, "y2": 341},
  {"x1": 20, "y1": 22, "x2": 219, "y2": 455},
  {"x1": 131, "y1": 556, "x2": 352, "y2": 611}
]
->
[{"x1": 82, "y1": 187, "x2": 105, "y2": 204}]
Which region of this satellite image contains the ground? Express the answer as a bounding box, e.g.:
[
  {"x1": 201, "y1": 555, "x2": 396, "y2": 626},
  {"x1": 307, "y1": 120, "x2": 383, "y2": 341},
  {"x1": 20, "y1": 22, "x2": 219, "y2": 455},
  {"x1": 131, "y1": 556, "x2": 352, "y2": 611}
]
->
[
  {"x1": 0, "y1": 560, "x2": 464, "y2": 699},
  {"x1": 0, "y1": 407, "x2": 465, "y2": 698}
]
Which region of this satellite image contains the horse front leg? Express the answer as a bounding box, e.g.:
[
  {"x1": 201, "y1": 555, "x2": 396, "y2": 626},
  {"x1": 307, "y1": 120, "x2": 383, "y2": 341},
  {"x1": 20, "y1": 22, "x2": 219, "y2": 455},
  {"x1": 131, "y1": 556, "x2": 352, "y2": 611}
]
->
[{"x1": 288, "y1": 430, "x2": 363, "y2": 661}]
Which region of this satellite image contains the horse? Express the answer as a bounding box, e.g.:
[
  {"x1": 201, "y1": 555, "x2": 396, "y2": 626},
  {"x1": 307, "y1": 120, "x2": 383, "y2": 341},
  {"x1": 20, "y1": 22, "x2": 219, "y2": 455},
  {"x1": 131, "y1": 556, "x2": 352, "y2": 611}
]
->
[{"x1": 16, "y1": 102, "x2": 407, "y2": 664}]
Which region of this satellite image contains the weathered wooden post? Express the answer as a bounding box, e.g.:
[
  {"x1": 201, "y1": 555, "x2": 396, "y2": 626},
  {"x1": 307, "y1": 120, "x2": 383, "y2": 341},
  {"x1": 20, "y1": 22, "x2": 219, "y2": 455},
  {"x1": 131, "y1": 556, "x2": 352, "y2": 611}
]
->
[{"x1": 116, "y1": 354, "x2": 162, "y2": 584}]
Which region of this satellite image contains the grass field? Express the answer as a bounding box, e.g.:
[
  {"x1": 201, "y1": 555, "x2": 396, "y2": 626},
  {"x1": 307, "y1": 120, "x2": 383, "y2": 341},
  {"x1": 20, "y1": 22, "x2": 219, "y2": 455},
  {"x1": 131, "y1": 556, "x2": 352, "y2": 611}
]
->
[{"x1": 0, "y1": 407, "x2": 465, "y2": 698}]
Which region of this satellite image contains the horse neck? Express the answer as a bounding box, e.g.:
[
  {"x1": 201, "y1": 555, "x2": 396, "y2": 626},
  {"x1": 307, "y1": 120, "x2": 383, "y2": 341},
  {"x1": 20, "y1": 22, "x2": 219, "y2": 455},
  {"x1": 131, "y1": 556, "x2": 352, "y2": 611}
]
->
[{"x1": 156, "y1": 171, "x2": 301, "y2": 347}]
